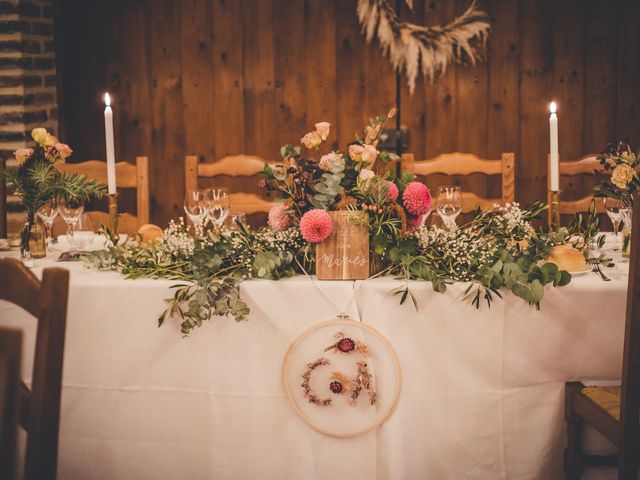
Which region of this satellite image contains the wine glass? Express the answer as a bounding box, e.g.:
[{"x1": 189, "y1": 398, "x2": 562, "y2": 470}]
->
[
  {"x1": 436, "y1": 186, "x2": 462, "y2": 231},
  {"x1": 58, "y1": 195, "x2": 84, "y2": 239},
  {"x1": 36, "y1": 198, "x2": 58, "y2": 247},
  {"x1": 223, "y1": 211, "x2": 247, "y2": 231},
  {"x1": 604, "y1": 198, "x2": 623, "y2": 250},
  {"x1": 204, "y1": 187, "x2": 230, "y2": 228},
  {"x1": 184, "y1": 189, "x2": 207, "y2": 228},
  {"x1": 66, "y1": 213, "x2": 95, "y2": 251}
]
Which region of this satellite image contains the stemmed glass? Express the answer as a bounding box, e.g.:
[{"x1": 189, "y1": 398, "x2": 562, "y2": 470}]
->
[
  {"x1": 204, "y1": 187, "x2": 230, "y2": 228},
  {"x1": 223, "y1": 211, "x2": 247, "y2": 231},
  {"x1": 67, "y1": 213, "x2": 95, "y2": 251},
  {"x1": 184, "y1": 189, "x2": 207, "y2": 228},
  {"x1": 36, "y1": 198, "x2": 58, "y2": 248},
  {"x1": 604, "y1": 198, "x2": 624, "y2": 250},
  {"x1": 58, "y1": 195, "x2": 84, "y2": 242},
  {"x1": 436, "y1": 186, "x2": 462, "y2": 231}
]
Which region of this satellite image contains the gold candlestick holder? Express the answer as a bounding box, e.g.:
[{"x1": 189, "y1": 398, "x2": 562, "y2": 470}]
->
[
  {"x1": 548, "y1": 190, "x2": 560, "y2": 231},
  {"x1": 103, "y1": 193, "x2": 120, "y2": 245}
]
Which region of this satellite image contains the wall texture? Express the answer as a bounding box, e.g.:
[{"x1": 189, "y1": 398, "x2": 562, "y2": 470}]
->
[
  {"x1": 0, "y1": 0, "x2": 58, "y2": 235},
  {"x1": 55, "y1": 0, "x2": 640, "y2": 227}
]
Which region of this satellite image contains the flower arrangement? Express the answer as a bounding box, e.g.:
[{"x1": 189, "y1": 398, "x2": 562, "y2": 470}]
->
[
  {"x1": 260, "y1": 110, "x2": 430, "y2": 264},
  {"x1": 594, "y1": 141, "x2": 639, "y2": 207},
  {"x1": 4, "y1": 128, "x2": 105, "y2": 219}
]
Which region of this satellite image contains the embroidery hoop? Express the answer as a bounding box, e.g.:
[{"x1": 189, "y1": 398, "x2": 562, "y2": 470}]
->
[{"x1": 282, "y1": 319, "x2": 402, "y2": 438}]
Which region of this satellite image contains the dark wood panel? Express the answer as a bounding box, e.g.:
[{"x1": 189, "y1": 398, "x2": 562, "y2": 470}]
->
[{"x1": 54, "y1": 0, "x2": 640, "y2": 228}]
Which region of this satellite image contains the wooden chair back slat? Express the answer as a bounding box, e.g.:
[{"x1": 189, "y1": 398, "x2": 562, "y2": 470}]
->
[
  {"x1": 0, "y1": 258, "x2": 69, "y2": 480},
  {"x1": 185, "y1": 155, "x2": 278, "y2": 215},
  {"x1": 57, "y1": 156, "x2": 150, "y2": 231},
  {"x1": 0, "y1": 328, "x2": 22, "y2": 480},
  {"x1": 401, "y1": 152, "x2": 516, "y2": 213},
  {"x1": 0, "y1": 157, "x2": 6, "y2": 238},
  {"x1": 619, "y1": 191, "x2": 640, "y2": 476},
  {"x1": 558, "y1": 196, "x2": 606, "y2": 216}
]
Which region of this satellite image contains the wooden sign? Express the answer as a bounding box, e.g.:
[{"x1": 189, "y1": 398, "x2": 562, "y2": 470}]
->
[{"x1": 315, "y1": 211, "x2": 369, "y2": 280}]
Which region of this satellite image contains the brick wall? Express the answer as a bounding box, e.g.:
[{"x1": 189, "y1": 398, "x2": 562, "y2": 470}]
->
[{"x1": 0, "y1": 0, "x2": 57, "y2": 235}]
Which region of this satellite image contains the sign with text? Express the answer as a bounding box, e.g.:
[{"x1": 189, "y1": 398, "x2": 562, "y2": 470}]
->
[{"x1": 316, "y1": 211, "x2": 369, "y2": 280}]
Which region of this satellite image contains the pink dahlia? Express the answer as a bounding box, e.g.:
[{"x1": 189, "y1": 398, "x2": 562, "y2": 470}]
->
[
  {"x1": 300, "y1": 209, "x2": 333, "y2": 243},
  {"x1": 402, "y1": 182, "x2": 432, "y2": 215},
  {"x1": 386, "y1": 181, "x2": 399, "y2": 202},
  {"x1": 268, "y1": 204, "x2": 290, "y2": 231}
]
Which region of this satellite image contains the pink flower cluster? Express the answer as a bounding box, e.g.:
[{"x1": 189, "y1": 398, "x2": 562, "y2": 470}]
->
[
  {"x1": 268, "y1": 204, "x2": 291, "y2": 231},
  {"x1": 402, "y1": 182, "x2": 431, "y2": 216},
  {"x1": 300, "y1": 209, "x2": 333, "y2": 243},
  {"x1": 385, "y1": 181, "x2": 399, "y2": 202}
]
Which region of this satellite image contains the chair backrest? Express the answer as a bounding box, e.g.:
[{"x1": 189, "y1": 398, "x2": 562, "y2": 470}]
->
[
  {"x1": 57, "y1": 156, "x2": 150, "y2": 233},
  {"x1": 401, "y1": 152, "x2": 515, "y2": 213},
  {"x1": 185, "y1": 155, "x2": 278, "y2": 215},
  {"x1": 0, "y1": 158, "x2": 6, "y2": 238},
  {"x1": 547, "y1": 154, "x2": 608, "y2": 217},
  {"x1": 0, "y1": 258, "x2": 69, "y2": 480},
  {"x1": 619, "y1": 191, "x2": 640, "y2": 475},
  {"x1": 0, "y1": 328, "x2": 21, "y2": 480}
]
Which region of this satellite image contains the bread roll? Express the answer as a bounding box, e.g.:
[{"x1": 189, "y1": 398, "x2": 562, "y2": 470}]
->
[
  {"x1": 547, "y1": 245, "x2": 587, "y2": 272},
  {"x1": 137, "y1": 224, "x2": 164, "y2": 244}
]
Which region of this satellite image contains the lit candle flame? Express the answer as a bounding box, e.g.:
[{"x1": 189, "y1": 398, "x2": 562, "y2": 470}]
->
[
  {"x1": 549, "y1": 101, "x2": 557, "y2": 114},
  {"x1": 104, "y1": 92, "x2": 111, "y2": 107}
]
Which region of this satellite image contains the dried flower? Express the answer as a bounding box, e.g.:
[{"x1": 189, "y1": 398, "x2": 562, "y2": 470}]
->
[{"x1": 300, "y1": 209, "x2": 333, "y2": 243}]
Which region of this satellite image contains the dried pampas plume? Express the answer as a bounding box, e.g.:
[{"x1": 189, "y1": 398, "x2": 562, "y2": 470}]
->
[{"x1": 357, "y1": 0, "x2": 491, "y2": 93}]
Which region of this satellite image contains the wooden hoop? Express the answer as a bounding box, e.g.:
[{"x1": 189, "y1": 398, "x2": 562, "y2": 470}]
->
[{"x1": 282, "y1": 319, "x2": 402, "y2": 438}]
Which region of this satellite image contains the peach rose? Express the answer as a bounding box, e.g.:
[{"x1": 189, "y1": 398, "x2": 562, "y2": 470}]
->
[
  {"x1": 612, "y1": 163, "x2": 635, "y2": 189},
  {"x1": 319, "y1": 152, "x2": 344, "y2": 172},
  {"x1": 358, "y1": 168, "x2": 375, "y2": 182},
  {"x1": 361, "y1": 144, "x2": 379, "y2": 166},
  {"x1": 300, "y1": 130, "x2": 322, "y2": 149},
  {"x1": 54, "y1": 142, "x2": 73, "y2": 159},
  {"x1": 314, "y1": 122, "x2": 331, "y2": 141},
  {"x1": 14, "y1": 148, "x2": 33, "y2": 165},
  {"x1": 348, "y1": 144, "x2": 364, "y2": 161}
]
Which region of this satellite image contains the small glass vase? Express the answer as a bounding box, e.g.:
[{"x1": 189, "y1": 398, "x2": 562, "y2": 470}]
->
[
  {"x1": 621, "y1": 207, "x2": 633, "y2": 259},
  {"x1": 21, "y1": 217, "x2": 46, "y2": 259},
  {"x1": 369, "y1": 251, "x2": 385, "y2": 276}
]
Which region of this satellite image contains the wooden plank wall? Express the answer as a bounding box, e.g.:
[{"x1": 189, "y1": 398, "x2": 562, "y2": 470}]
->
[{"x1": 54, "y1": 0, "x2": 640, "y2": 227}]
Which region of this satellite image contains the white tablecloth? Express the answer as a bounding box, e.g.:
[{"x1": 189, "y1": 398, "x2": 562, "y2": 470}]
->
[{"x1": 0, "y1": 247, "x2": 628, "y2": 480}]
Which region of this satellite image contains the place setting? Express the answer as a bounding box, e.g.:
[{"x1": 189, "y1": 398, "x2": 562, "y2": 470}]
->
[{"x1": 1, "y1": 1, "x2": 639, "y2": 479}]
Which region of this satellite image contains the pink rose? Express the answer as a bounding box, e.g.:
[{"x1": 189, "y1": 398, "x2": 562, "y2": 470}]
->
[
  {"x1": 314, "y1": 122, "x2": 331, "y2": 141},
  {"x1": 300, "y1": 131, "x2": 322, "y2": 149},
  {"x1": 14, "y1": 148, "x2": 33, "y2": 165},
  {"x1": 358, "y1": 168, "x2": 375, "y2": 182},
  {"x1": 54, "y1": 142, "x2": 73, "y2": 159}
]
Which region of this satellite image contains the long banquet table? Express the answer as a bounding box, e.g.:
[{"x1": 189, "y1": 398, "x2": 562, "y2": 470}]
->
[{"x1": 0, "y1": 247, "x2": 628, "y2": 479}]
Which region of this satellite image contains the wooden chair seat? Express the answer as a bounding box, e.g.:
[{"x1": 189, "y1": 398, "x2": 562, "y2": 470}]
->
[
  {"x1": 581, "y1": 386, "x2": 622, "y2": 421},
  {"x1": 401, "y1": 152, "x2": 515, "y2": 213},
  {"x1": 57, "y1": 157, "x2": 149, "y2": 234}
]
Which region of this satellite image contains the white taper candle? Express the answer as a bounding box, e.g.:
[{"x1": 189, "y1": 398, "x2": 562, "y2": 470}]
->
[
  {"x1": 104, "y1": 93, "x2": 116, "y2": 195},
  {"x1": 549, "y1": 101, "x2": 559, "y2": 191}
]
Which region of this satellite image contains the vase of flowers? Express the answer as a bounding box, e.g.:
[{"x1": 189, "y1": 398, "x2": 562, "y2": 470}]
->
[
  {"x1": 594, "y1": 141, "x2": 638, "y2": 257},
  {"x1": 4, "y1": 128, "x2": 105, "y2": 257},
  {"x1": 260, "y1": 110, "x2": 431, "y2": 280}
]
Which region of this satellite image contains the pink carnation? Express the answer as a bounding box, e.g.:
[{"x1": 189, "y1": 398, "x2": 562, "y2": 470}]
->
[
  {"x1": 300, "y1": 209, "x2": 333, "y2": 243},
  {"x1": 268, "y1": 204, "x2": 290, "y2": 231},
  {"x1": 386, "y1": 181, "x2": 399, "y2": 202},
  {"x1": 402, "y1": 182, "x2": 432, "y2": 215}
]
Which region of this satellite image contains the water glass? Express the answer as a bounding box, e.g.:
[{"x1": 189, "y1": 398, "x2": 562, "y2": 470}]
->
[
  {"x1": 66, "y1": 213, "x2": 95, "y2": 251},
  {"x1": 223, "y1": 211, "x2": 247, "y2": 231},
  {"x1": 204, "y1": 187, "x2": 230, "y2": 227},
  {"x1": 184, "y1": 189, "x2": 207, "y2": 228},
  {"x1": 58, "y1": 195, "x2": 84, "y2": 237},
  {"x1": 436, "y1": 186, "x2": 462, "y2": 231},
  {"x1": 36, "y1": 198, "x2": 58, "y2": 247},
  {"x1": 604, "y1": 198, "x2": 623, "y2": 250}
]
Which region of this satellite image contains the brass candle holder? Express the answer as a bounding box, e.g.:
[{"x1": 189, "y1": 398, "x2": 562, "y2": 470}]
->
[
  {"x1": 105, "y1": 193, "x2": 120, "y2": 245},
  {"x1": 548, "y1": 190, "x2": 560, "y2": 231}
]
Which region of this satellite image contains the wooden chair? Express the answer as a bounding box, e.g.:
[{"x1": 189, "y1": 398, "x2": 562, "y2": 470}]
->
[
  {"x1": 56, "y1": 157, "x2": 150, "y2": 234},
  {"x1": 548, "y1": 154, "x2": 608, "y2": 220},
  {"x1": 400, "y1": 152, "x2": 515, "y2": 213},
  {"x1": 564, "y1": 191, "x2": 640, "y2": 479},
  {"x1": 0, "y1": 157, "x2": 6, "y2": 238},
  {"x1": 0, "y1": 258, "x2": 69, "y2": 480},
  {"x1": 184, "y1": 155, "x2": 277, "y2": 215},
  {"x1": 0, "y1": 328, "x2": 22, "y2": 480}
]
